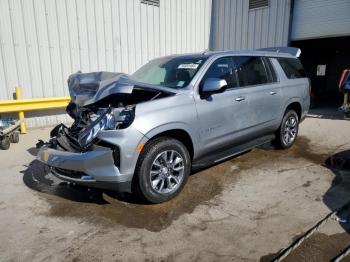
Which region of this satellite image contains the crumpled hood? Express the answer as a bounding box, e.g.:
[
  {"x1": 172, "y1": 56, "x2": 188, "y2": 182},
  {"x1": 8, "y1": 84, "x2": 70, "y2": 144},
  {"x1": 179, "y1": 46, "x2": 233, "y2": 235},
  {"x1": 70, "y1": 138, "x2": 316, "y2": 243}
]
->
[{"x1": 68, "y1": 71, "x2": 177, "y2": 107}]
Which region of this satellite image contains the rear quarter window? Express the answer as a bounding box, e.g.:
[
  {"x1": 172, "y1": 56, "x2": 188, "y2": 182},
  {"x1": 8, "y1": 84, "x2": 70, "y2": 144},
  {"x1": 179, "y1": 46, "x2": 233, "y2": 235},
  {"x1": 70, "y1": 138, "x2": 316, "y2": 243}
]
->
[{"x1": 277, "y1": 58, "x2": 306, "y2": 79}]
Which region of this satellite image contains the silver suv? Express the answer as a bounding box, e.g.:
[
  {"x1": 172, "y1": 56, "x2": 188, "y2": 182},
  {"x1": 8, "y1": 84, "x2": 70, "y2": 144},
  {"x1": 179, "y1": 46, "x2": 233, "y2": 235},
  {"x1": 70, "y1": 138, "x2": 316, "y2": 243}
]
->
[{"x1": 37, "y1": 47, "x2": 310, "y2": 203}]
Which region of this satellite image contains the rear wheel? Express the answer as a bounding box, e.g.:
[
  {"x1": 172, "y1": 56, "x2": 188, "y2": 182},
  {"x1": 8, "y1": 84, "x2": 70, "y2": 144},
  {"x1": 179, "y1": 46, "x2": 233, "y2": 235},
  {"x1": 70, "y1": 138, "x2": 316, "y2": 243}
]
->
[
  {"x1": 276, "y1": 110, "x2": 299, "y2": 149},
  {"x1": 134, "y1": 137, "x2": 191, "y2": 203}
]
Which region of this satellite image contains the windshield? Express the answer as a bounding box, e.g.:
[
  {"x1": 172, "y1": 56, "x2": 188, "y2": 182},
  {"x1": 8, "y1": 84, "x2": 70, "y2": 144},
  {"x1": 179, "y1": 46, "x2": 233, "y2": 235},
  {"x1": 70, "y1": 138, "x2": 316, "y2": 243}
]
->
[{"x1": 131, "y1": 56, "x2": 207, "y2": 88}]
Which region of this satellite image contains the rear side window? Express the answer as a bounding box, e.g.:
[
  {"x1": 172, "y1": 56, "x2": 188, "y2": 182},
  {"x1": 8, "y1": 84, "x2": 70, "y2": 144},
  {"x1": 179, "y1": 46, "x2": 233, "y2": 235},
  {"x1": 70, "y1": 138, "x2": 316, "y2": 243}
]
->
[
  {"x1": 202, "y1": 57, "x2": 239, "y2": 89},
  {"x1": 277, "y1": 58, "x2": 306, "y2": 79},
  {"x1": 234, "y1": 56, "x2": 269, "y2": 87}
]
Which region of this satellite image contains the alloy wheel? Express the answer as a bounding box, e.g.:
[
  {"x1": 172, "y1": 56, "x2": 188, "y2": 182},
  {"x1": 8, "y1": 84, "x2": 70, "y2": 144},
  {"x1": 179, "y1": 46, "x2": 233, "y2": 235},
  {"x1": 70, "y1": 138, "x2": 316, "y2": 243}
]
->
[
  {"x1": 282, "y1": 115, "x2": 298, "y2": 145},
  {"x1": 149, "y1": 150, "x2": 185, "y2": 194}
]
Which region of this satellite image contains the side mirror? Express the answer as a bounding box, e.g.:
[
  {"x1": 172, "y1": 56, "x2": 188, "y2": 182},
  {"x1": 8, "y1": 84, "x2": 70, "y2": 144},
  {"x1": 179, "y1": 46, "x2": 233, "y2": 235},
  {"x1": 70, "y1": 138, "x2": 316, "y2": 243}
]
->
[{"x1": 201, "y1": 78, "x2": 227, "y2": 98}]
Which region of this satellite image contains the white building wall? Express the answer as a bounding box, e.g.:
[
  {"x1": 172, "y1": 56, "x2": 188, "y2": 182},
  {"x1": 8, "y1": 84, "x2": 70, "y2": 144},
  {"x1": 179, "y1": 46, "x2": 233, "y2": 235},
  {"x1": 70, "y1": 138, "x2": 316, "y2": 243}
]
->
[
  {"x1": 0, "y1": 0, "x2": 212, "y2": 127},
  {"x1": 210, "y1": 0, "x2": 292, "y2": 51},
  {"x1": 291, "y1": 0, "x2": 350, "y2": 41}
]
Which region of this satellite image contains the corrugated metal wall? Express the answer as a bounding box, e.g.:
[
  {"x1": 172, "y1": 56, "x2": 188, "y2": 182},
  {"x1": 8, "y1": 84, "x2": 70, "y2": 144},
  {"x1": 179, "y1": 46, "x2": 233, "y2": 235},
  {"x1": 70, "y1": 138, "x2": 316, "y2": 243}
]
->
[
  {"x1": 210, "y1": 0, "x2": 292, "y2": 51},
  {"x1": 0, "y1": 0, "x2": 211, "y2": 127},
  {"x1": 291, "y1": 0, "x2": 350, "y2": 41}
]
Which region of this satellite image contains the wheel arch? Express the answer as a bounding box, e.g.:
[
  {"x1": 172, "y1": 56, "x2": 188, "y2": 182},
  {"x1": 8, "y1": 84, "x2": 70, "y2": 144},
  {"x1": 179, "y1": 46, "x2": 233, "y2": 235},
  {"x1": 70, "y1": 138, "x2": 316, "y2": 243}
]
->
[
  {"x1": 285, "y1": 101, "x2": 302, "y2": 120},
  {"x1": 144, "y1": 127, "x2": 195, "y2": 160}
]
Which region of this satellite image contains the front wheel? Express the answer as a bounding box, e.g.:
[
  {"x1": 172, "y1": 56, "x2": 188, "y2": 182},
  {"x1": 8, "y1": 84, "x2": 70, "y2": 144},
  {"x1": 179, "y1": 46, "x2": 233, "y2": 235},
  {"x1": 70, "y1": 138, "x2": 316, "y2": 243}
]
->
[
  {"x1": 276, "y1": 110, "x2": 299, "y2": 149},
  {"x1": 134, "y1": 137, "x2": 191, "y2": 203}
]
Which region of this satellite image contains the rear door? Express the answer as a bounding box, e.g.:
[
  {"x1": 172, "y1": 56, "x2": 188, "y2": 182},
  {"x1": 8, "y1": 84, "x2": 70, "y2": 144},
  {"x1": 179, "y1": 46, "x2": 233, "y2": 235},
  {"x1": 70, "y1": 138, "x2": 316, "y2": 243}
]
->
[{"x1": 233, "y1": 56, "x2": 282, "y2": 133}]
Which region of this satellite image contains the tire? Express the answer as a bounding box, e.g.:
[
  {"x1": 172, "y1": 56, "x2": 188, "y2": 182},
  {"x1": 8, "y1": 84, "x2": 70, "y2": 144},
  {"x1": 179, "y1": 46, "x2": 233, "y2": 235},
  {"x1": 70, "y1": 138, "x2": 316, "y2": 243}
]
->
[
  {"x1": 0, "y1": 137, "x2": 10, "y2": 150},
  {"x1": 134, "y1": 137, "x2": 191, "y2": 203},
  {"x1": 10, "y1": 132, "x2": 19, "y2": 143},
  {"x1": 276, "y1": 110, "x2": 299, "y2": 149}
]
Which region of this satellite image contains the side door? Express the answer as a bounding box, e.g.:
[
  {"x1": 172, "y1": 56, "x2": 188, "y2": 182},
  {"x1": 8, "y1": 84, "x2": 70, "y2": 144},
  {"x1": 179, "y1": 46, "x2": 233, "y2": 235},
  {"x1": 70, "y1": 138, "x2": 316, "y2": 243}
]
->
[
  {"x1": 194, "y1": 57, "x2": 252, "y2": 157},
  {"x1": 233, "y1": 56, "x2": 282, "y2": 133}
]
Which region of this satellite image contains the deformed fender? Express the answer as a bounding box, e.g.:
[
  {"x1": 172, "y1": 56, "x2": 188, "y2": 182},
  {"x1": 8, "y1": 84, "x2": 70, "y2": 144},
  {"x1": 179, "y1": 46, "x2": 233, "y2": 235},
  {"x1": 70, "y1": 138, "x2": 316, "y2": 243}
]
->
[{"x1": 130, "y1": 93, "x2": 200, "y2": 158}]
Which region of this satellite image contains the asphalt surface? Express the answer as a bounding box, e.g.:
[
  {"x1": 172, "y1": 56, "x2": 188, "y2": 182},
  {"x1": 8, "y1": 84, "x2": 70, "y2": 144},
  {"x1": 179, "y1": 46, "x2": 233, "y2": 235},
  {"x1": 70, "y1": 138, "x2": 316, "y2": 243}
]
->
[{"x1": 1, "y1": 116, "x2": 350, "y2": 261}]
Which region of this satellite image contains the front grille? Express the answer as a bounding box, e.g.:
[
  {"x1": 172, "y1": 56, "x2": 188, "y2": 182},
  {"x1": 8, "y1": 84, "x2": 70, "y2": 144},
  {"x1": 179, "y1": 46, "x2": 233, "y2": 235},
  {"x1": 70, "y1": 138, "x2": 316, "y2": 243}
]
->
[
  {"x1": 56, "y1": 133, "x2": 81, "y2": 152},
  {"x1": 49, "y1": 123, "x2": 85, "y2": 152}
]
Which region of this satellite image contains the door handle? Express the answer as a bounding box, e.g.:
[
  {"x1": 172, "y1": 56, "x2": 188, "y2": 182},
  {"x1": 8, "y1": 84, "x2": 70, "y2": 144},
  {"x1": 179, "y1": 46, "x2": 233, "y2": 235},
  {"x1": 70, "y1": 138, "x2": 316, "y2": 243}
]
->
[
  {"x1": 269, "y1": 91, "x2": 277, "y2": 95},
  {"x1": 235, "y1": 96, "x2": 246, "y2": 102}
]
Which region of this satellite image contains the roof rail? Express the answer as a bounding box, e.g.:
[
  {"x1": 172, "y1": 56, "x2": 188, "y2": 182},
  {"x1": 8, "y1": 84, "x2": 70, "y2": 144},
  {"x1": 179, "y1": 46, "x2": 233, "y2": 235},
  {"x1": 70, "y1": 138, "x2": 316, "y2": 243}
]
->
[{"x1": 257, "y1": 47, "x2": 301, "y2": 58}]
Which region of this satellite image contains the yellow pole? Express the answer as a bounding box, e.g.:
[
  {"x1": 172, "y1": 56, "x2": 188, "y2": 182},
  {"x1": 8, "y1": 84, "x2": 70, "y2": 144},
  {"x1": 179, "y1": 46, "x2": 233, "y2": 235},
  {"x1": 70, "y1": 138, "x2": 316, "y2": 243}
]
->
[{"x1": 15, "y1": 87, "x2": 26, "y2": 134}]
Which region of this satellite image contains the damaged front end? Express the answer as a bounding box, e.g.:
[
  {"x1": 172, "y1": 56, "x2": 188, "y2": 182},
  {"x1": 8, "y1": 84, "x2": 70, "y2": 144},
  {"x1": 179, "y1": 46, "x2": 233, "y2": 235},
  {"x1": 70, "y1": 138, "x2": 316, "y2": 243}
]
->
[
  {"x1": 46, "y1": 71, "x2": 173, "y2": 151},
  {"x1": 36, "y1": 71, "x2": 174, "y2": 192},
  {"x1": 43, "y1": 105, "x2": 135, "y2": 152}
]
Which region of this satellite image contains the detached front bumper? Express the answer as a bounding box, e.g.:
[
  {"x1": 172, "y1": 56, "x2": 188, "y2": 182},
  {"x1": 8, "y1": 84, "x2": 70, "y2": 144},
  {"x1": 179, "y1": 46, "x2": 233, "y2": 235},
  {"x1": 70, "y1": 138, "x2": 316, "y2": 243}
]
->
[{"x1": 37, "y1": 144, "x2": 132, "y2": 192}]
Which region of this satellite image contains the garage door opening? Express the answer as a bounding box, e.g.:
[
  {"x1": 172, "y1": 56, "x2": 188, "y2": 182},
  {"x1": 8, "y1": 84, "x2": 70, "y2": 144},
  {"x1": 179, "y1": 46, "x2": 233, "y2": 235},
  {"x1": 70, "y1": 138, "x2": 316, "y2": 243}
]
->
[{"x1": 292, "y1": 36, "x2": 350, "y2": 111}]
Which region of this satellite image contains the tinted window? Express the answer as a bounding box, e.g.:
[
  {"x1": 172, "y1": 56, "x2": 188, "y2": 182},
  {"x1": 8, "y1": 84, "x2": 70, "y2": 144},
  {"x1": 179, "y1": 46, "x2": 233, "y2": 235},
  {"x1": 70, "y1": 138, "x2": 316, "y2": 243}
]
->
[
  {"x1": 201, "y1": 57, "x2": 238, "y2": 89},
  {"x1": 277, "y1": 58, "x2": 306, "y2": 79},
  {"x1": 234, "y1": 56, "x2": 269, "y2": 86}
]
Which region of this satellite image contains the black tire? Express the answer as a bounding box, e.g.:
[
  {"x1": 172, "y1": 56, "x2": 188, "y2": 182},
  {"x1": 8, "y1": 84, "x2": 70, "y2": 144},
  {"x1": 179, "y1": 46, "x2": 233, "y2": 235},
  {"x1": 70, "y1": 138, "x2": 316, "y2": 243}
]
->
[
  {"x1": 276, "y1": 110, "x2": 299, "y2": 149},
  {"x1": 0, "y1": 137, "x2": 10, "y2": 150},
  {"x1": 134, "y1": 137, "x2": 191, "y2": 203},
  {"x1": 10, "y1": 132, "x2": 19, "y2": 143}
]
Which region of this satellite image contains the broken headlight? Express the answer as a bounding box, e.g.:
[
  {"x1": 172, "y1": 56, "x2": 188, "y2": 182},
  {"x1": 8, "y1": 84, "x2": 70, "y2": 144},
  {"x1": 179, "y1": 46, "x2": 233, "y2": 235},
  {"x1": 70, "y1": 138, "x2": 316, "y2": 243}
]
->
[{"x1": 77, "y1": 107, "x2": 116, "y2": 147}]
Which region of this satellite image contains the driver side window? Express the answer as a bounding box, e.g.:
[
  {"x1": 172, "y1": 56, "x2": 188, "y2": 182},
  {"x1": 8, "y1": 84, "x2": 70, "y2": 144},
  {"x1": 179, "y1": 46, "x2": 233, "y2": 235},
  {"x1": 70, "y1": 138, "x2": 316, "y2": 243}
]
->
[{"x1": 201, "y1": 57, "x2": 238, "y2": 89}]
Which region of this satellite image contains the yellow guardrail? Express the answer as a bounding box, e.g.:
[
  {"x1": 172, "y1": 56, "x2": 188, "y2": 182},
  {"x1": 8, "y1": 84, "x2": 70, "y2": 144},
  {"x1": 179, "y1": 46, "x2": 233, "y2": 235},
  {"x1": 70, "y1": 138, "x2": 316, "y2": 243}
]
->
[{"x1": 0, "y1": 87, "x2": 70, "y2": 133}]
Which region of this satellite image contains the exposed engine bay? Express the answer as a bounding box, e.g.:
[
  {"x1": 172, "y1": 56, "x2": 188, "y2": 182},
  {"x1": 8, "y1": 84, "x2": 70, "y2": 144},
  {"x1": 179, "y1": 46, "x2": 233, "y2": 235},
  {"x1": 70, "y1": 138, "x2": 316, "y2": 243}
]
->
[{"x1": 37, "y1": 71, "x2": 174, "y2": 152}]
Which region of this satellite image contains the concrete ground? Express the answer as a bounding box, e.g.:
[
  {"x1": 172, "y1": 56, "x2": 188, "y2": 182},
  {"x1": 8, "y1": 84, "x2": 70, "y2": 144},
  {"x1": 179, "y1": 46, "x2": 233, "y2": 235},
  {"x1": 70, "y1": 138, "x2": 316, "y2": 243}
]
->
[{"x1": 1, "y1": 116, "x2": 350, "y2": 262}]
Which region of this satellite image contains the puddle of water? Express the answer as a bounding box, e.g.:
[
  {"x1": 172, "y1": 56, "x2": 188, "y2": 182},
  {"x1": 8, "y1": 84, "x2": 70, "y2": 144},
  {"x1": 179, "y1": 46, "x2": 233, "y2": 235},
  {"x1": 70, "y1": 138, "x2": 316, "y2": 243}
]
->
[
  {"x1": 24, "y1": 159, "x2": 238, "y2": 232},
  {"x1": 260, "y1": 232, "x2": 350, "y2": 262},
  {"x1": 23, "y1": 136, "x2": 328, "y2": 232}
]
